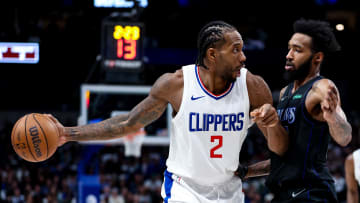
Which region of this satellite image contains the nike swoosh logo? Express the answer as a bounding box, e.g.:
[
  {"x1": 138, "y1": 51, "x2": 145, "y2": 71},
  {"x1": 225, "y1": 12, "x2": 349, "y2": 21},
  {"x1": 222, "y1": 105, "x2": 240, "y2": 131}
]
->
[
  {"x1": 191, "y1": 95, "x2": 205, "y2": 100},
  {"x1": 292, "y1": 188, "x2": 306, "y2": 198}
]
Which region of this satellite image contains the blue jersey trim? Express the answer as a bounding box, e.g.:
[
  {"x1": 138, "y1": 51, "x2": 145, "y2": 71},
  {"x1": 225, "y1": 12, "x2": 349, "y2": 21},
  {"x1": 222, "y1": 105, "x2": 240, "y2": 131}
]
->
[
  {"x1": 164, "y1": 170, "x2": 173, "y2": 203},
  {"x1": 195, "y1": 65, "x2": 234, "y2": 100}
]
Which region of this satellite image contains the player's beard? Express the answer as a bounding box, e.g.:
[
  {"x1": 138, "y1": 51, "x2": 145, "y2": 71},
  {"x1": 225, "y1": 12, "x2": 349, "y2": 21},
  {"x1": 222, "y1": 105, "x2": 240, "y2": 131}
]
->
[
  {"x1": 286, "y1": 54, "x2": 313, "y2": 82},
  {"x1": 221, "y1": 67, "x2": 238, "y2": 83},
  {"x1": 222, "y1": 72, "x2": 237, "y2": 83}
]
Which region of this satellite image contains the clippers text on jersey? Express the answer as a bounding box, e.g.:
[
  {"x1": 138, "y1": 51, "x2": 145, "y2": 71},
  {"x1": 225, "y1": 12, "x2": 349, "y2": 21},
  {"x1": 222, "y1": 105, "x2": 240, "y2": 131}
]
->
[{"x1": 189, "y1": 112, "x2": 244, "y2": 132}]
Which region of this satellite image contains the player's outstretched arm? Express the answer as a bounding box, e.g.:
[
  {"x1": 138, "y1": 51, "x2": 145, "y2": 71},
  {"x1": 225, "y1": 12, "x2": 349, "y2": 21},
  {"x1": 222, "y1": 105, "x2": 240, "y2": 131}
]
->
[
  {"x1": 49, "y1": 72, "x2": 180, "y2": 145},
  {"x1": 236, "y1": 159, "x2": 270, "y2": 180},
  {"x1": 307, "y1": 79, "x2": 352, "y2": 147},
  {"x1": 247, "y1": 72, "x2": 289, "y2": 156},
  {"x1": 345, "y1": 154, "x2": 358, "y2": 203}
]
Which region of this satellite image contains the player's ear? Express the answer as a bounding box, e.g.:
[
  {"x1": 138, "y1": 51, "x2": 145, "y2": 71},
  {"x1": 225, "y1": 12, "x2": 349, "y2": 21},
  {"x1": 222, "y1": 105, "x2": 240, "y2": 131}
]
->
[
  {"x1": 207, "y1": 48, "x2": 217, "y2": 63},
  {"x1": 314, "y1": 52, "x2": 324, "y2": 65}
]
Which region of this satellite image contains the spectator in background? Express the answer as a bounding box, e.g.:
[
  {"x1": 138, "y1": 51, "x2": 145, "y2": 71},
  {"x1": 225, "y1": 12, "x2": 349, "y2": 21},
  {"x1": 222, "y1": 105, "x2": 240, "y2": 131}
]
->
[{"x1": 109, "y1": 188, "x2": 125, "y2": 203}]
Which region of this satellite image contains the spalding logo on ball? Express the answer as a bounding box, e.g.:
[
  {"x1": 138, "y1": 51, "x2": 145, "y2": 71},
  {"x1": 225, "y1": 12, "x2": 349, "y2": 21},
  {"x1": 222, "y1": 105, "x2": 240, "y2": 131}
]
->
[{"x1": 11, "y1": 113, "x2": 59, "y2": 162}]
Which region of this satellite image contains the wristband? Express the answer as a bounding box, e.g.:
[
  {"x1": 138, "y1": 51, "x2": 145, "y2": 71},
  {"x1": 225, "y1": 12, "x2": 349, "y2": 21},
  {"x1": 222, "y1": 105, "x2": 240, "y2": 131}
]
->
[{"x1": 237, "y1": 165, "x2": 248, "y2": 179}]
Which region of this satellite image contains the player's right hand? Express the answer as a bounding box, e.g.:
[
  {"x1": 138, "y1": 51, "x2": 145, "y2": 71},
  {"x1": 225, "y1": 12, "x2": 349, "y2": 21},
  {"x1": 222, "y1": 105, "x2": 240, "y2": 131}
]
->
[
  {"x1": 46, "y1": 114, "x2": 67, "y2": 147},
  {"x1": 250, "y1": 103, "x2": 279, "y2": 128}
]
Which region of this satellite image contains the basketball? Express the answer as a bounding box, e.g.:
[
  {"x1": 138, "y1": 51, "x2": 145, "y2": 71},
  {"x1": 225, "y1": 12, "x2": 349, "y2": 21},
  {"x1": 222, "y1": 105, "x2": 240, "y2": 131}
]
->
[{"x1": 11, "y1": 113, "x2": 59, "y2": 162}]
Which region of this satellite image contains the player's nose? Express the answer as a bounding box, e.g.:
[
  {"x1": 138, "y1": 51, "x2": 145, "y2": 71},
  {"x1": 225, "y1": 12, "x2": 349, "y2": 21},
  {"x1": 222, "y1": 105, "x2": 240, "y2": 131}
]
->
[
  {"x1": 286, "y1": 49, "x2": 294, "y2": 60},
  {"x1": 240, "y1": 51, "x2": 246, "y2": 62}
]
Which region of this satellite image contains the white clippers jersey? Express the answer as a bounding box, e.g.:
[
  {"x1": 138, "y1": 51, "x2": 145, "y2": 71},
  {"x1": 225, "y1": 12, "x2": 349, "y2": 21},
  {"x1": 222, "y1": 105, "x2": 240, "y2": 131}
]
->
[
  {"x1": 166, "y1": 64, "x2": 253, "y2": 186},
  {"x1": 353, "y1": 149, "x2": 360, "y2": 185}
]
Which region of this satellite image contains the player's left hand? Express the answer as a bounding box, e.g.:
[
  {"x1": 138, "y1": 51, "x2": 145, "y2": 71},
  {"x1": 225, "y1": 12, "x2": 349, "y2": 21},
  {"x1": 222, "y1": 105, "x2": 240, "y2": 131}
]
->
[
  {"x1": 320, "y1": 84, "x2": 339, "y2": 122},
  {"x1": 46, "y1": 114, "x2": 67, "y2": 147},
  {"x1": 250, "y1": 103, "x2": 279, "y2": 128}
]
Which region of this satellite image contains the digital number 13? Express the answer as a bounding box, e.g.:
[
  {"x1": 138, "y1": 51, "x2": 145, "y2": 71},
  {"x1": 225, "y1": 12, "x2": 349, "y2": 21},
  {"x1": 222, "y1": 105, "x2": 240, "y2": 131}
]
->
[{"x1": 117, "y1": 39, "x2": 137, "y2": 60}]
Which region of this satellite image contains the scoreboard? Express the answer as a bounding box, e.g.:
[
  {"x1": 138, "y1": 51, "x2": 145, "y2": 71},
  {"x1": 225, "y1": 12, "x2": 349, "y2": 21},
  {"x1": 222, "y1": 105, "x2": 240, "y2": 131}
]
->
[{"x1": 101, "y1": 22, "x2": 143, "y2": 70}]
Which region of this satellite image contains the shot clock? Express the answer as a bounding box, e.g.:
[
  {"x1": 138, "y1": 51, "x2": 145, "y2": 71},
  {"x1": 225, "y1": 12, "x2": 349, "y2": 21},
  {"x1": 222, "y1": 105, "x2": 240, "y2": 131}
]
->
[{"x1": 101, "y1": 21, "x2": 144, "y2": 70}]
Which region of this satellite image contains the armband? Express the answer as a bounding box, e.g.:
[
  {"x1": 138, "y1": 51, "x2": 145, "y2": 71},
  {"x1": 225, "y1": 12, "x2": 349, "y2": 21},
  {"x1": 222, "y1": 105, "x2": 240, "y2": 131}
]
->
[{"x1": 236, "y1": 164, "x2": 248, "y2": 180}]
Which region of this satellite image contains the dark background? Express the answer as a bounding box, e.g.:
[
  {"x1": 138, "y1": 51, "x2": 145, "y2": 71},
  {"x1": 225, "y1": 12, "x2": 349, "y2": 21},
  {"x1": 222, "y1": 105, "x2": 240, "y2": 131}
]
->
[{"x1": 1, "y1": 0, "x2": 359, "y2": 114}]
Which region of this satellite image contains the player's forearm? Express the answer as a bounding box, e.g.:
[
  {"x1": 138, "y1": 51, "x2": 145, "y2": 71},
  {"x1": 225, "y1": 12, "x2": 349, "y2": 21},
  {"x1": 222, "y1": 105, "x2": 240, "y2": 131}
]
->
[
  {"x1": 246, "y1": 159, "x2": 270, "y2": 179},
  {"x1": 328, "y1": 109, "x2": 352, "y2": 147},
  {"x1": 347, "y1": 190, "x2": 358, "y2": 203},
  {"x1": 64, "y1": 114, "x2": 132, "y2": 141},
  {"x1": 266, "y1": 123, "x2": 289, "y2": 156}
]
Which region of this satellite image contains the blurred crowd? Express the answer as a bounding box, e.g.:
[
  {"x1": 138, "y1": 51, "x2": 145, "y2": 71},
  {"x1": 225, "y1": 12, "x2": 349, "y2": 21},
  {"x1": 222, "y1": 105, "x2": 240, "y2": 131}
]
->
[{"x1": 1, "y1": 110, "x2": 360, "y2": 203}]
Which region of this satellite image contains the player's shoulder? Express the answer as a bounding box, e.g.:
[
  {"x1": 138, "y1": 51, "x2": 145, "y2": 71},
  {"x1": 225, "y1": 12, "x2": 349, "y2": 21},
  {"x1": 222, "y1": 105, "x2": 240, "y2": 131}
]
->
[
  {"x1": 245, "y1": 69, "x2": 273, "y2": 108},
  {"x1": 346, "y1": 152, "x2": 354, "y2": 165},
  {"x1": 347, "y1": 153, "x2": 354, "y2": 161},
  {"x1": 246, "y1": 69, "x2": 263, "y2": 83},
  {"x1": 312, "y1": 78, "x2": 336, "y2": 90},
  {"x1": 158, "y1": 69, "x2": 183, "y2": 87},
  {"x1": 245, "y1": 70, "x2": 268, "y2": 90},
  {"x1": 150, "y1": 69, "x2": 184, "y2": 97},
  {"x1": 309, "y1": 77, "x2": 338, "y2": 99}
]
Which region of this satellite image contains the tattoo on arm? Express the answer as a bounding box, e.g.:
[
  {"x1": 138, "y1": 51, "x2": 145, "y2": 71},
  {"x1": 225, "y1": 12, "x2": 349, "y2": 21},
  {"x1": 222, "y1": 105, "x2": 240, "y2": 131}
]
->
[
  {"x1": 65, "y1": 96, "x2": 168, "y2": 141},
  {"x1": 328, "y1": 110, "x2": 352, "y2": 146},
  {"x1": 65, "y1": 114, "x2": 128, "y2": 141},
  {"x1": 132, "y1": 97, "x2": 167, "y2": 126}
]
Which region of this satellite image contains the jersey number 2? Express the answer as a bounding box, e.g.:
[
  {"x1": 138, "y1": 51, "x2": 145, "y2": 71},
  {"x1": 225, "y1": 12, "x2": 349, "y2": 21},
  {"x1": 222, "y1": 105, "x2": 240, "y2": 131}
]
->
[{"x1": 210, "y1": 135, "x2": 223, "y2": 158}]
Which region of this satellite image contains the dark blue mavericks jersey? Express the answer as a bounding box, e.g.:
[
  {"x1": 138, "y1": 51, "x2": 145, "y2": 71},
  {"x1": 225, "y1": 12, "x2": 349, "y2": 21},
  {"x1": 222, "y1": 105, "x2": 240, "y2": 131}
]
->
[{"x1": 266, "y1": 76, "x2": 338, "y2": 202}]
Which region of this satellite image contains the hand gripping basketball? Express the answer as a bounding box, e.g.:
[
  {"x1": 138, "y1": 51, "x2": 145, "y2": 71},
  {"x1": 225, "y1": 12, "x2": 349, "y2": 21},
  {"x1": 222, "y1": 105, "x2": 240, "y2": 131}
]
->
[
  {"x1": 45, "y1": 114, "x2": 67, "y2": 147},
  {"x1": 11, "y1": 113, "x2": 60, "y2": 162}
]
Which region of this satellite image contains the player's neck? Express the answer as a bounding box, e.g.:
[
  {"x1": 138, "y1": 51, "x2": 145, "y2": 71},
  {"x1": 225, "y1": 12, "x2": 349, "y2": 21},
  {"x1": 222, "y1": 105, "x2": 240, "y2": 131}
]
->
[
  {"x1": 199, "y1": 66, "x2": 231, "y2": 95},
  {"x1": 292, "y1": 72, "x2": 320, "y2": 93}
]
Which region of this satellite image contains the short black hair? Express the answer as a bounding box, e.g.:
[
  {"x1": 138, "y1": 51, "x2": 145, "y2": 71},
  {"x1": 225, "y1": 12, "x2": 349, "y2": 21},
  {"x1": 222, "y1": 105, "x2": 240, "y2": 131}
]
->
[
  {"x1": 196, "y1": 21, "x2": 237, "y2": 67},
  {"x1": 293, "y1": 18, "x2": 341, "y2": 54}
]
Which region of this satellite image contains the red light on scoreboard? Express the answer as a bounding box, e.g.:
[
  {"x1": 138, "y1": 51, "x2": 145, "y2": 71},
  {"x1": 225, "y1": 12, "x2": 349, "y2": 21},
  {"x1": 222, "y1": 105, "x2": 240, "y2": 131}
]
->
[{"x1": 0, "y1": 42, "x2": 39, "y2": 64}]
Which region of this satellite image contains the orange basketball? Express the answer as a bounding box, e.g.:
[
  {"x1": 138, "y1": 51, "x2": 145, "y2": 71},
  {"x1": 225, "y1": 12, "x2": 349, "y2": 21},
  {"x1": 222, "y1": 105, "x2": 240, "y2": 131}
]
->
[{"x1": 11, "y1": 113, "x2": 59, "y2": 162}]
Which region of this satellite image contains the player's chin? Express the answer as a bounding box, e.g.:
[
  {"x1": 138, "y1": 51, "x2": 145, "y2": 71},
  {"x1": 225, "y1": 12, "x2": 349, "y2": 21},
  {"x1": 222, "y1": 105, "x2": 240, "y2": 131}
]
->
[
  {"x1": 232, "y1": 71, "x2": 240, "y2": 79},
  {"x1": 230, "y1": 75, "x2": 237, "y2": 82}
]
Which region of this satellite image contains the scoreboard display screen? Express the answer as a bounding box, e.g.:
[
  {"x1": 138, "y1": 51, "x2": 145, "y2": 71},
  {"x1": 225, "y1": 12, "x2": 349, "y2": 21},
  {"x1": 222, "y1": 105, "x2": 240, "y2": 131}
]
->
[{"x1": 101, "y1": 22, "x2": 143, "y2": 69}]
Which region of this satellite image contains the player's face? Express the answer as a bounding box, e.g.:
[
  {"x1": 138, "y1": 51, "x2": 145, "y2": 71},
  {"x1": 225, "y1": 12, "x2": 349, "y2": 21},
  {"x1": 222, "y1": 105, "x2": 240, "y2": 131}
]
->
[
  {"x1": 215, "y1": 30, "x2": 246, "y2": 83},
  {"x1": 285, "y1": 33, "x2": 314, "y2": 81}
]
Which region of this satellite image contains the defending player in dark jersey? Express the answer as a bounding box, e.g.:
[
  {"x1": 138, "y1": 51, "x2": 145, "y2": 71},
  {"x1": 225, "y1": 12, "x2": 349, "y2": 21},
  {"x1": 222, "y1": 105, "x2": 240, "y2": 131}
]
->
[
  {"x1": 268, "y1": 18, "x2": 352, "y2": 203},
  {"x1": 241, "y1": 19, "x2": 352, "y2": 202}
]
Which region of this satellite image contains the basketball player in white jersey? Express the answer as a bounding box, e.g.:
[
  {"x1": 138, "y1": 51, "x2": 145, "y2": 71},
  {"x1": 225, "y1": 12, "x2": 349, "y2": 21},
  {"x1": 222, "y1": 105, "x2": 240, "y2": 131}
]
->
[
  {"x1": 49, "y1": 21, "x2": 288, "y2": 203},
  {"x1": 345, "y1": 149, "x2": 360, "y2": 203}
]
